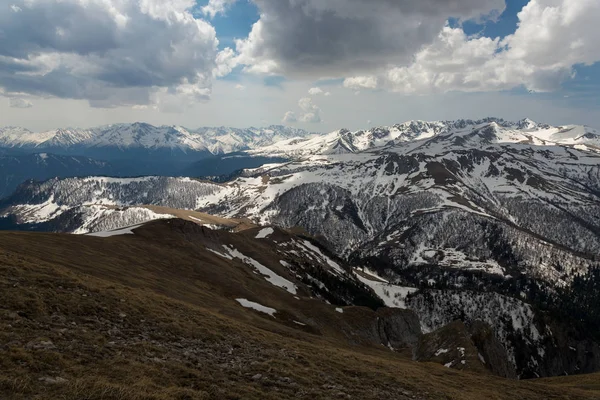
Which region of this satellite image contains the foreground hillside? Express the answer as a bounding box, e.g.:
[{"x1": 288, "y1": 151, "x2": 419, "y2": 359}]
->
[{"x1": 0, "y1": 220, "x2": 598, "y2": 399}]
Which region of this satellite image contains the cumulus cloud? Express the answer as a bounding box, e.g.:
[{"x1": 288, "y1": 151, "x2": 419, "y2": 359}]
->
[
  {"x1": 0, "y1": 0, "x2": 221, "y2": 108},
  {"x1": 343, "y1": 76, "x2": 380, "y2": 90},
  {"x1": 213, "y1": 47, "x2": 239, "y2": 78},
  {"x1": 282, "y1": 111, "x2": 297, "y2": 123},
  {"x1": 9, "y1": 97, "x2": 33, "y2": 108},
  {"x1": 202, "y1": 0, "x2": 239, "y2": 18},
  {"x1": 283, "y1": 97, "x2": 323, "y2": 123},
  {"x1": 308, "y1": 87, "x2": 331, "y2": 96},
  {"x1": 344, "y1": 0, "x2": 600, "y2": 94},
  {"x1": 298, "y1": 97, "x2": 322, "y2": 123},
  {"x1": 235, "y1": 0, "x2": 505, "y2": 77}
]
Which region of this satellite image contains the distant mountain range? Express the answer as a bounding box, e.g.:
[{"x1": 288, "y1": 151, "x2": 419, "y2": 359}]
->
[
  {"x1": 0, "y1": 123, "x2": 314, "y2": 197},
  {"x1": 0, "y1": 123, "x2": 315, "y2": 156}
]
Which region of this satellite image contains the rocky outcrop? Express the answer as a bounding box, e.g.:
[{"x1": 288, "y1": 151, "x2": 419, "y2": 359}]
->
[
  {"x1": 414, "y1": 321, "x2": 489, "y2": 375},
  {"x1": 337, "y1": 307, "x2": 422, "y2": 350},
  {"x1": 468, "y1": 321, "x2": 517, "y2": 379},
  {"x1": 375, "y1": 307, "x2": 423, "y2": 350}
]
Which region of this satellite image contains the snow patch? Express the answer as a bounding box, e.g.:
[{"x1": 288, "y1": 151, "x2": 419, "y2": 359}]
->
[
  {"x1": 435, "y1": 348, "x2": 450, "y2": 357},
  {"x1": 355, "y1": 269, "x2": 417, "y2": 308},
  {"x1": 255, "y1": 227, "x2": 275, "y2": 239},
  {"x1": 235, "y1": 298, "x2": 276, "y2": 317},
  {"x1": 223, "y1": 246, "x2": 297, "y2": 295},
  {"x1": 87, "y1": 223, "x2": 144, "y2": 237}
]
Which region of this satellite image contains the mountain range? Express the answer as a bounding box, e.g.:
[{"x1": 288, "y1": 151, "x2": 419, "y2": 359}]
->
[
  {"x1": 2, "y1": 117, "x2": 600, "y2": 380},
  {"x1": 0, "y1": 123, "x2": 314, "y2": 156},
  {"x1": 0, "y1": 123, "x2": 313, "y2": 197}
]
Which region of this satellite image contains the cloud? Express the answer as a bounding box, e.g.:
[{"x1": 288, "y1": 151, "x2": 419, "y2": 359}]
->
[
  {"x1": 0, "y1": 0, "x2": 220, "y2": 107},
  {"x1": 202, "y1": 0, "x2": 239, "y2": 18},
  {"x1": 283, "y1": 96, "x2": 323, "y2": 123},
  {"x1": 308, "y1": 87, "x2": 331, "y2": 96},
  {"x1": 344, "y1": 0, "x2": 600, "y2": 94},
  {"x1": 282, "y1": 111, "x2": 297, "y2": 123},
  {"x1": 213, "y1": 47, "x2": 239, "y2": 78},
  {"x1": 9, "y1": 97, "x2": 33, "y2": 108},
  {"x1": 235, "y1": 0, "x2": 505, "y2": 78},
  {"x1": 343, "y1": 76, "x2": 379, "y2": 90},
  {"x1": 298, "y1": 97, "x2": 322, "y2": 123},
  {"x1": 235, "y1": 84, "x2": 246, "y2": 90}
]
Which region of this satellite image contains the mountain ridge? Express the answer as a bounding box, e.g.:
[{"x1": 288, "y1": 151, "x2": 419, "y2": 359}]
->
[{"x1": 0, "y1": 123, "x2": 316, "y2": 156}]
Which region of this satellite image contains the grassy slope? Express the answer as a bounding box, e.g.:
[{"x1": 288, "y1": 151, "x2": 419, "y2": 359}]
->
[{"x1": 0, "y1": 222, "x2": 598, "y2": 400}]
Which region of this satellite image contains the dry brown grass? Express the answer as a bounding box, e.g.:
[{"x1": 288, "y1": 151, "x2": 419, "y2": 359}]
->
[{"x1": 0, "y1": 222, "x2": 598, "y2": 399}]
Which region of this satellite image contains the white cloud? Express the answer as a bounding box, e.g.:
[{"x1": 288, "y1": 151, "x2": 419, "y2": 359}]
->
[
  {"x1": 235, "y1": 0, "x2": 505, "y2": 78},
  {"x1": 344, "y1": 0, "x2": 600, "y2": 94},
  {"x1": 308, "y1": 87, "x2": 332, "y2": 97},
  {"x1": 343, "y1": 76, "x2": 380, "y2": 90},
  {"x1": 202, "y1": 0, "x2": 238, "y2": 18},
  {"x1": 282, "y1": 110, "x2": 297, "y2": 123},
  {"x1": 10, "y1": 4, "x2": 22, "y2": 12},
  {"x1": 235, "y1": 84, "x2": 246, "y2": 90},
  {"x1": 0, "y1": 0, "x2": 220, "y2": 107},
  {"x1": 9, "y1": 97, "x2": 33, "y2": 108},
  {"x1": 213, "y1": 47, "x2": 238, "y2": 78},
  {"x1": 297, "y1": 97, "x2": 322, "y2": 123}
]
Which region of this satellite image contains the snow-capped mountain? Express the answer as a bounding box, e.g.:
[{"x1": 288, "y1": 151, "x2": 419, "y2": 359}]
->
[
  {"x1": 0, "y1": 123, "x2": 315, "y2": 156},
  {"x1": 251, "y1": 118, "x2": 600, "y2": 157}
]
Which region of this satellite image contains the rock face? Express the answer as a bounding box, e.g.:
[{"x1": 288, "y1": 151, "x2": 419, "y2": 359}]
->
[
  {"x1": 415, "y1": 320, "x2": 517, "y2": 378},
  {"x1": 468, "y1": 321, "x2": 517, "y2": 379},
  {"x1": 376, "y1": 308, "x2": 423, "y2": 350},
  {"x1": 335, "y1": 307, "x2": 422, "y2": 350},
  {"x1": 415, "y1": 321, "x2": 490, "y2": 375}
]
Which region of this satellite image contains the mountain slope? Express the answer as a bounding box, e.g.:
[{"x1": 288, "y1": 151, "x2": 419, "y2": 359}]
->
[
  {"x1": 0, "y1": 153, "x2": 114, "y2": 199},
  {"x1": 0, "y1": 177, "x2": 222, "y2": 232},
  {"x1": 1, "y1": 220, "x2": 599, "y2": 399}
]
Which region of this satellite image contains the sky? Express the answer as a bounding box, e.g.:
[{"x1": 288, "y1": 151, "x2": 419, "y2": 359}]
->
[{"x1": 1, "y1": 0, "x2": 600, "y2": 132}]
